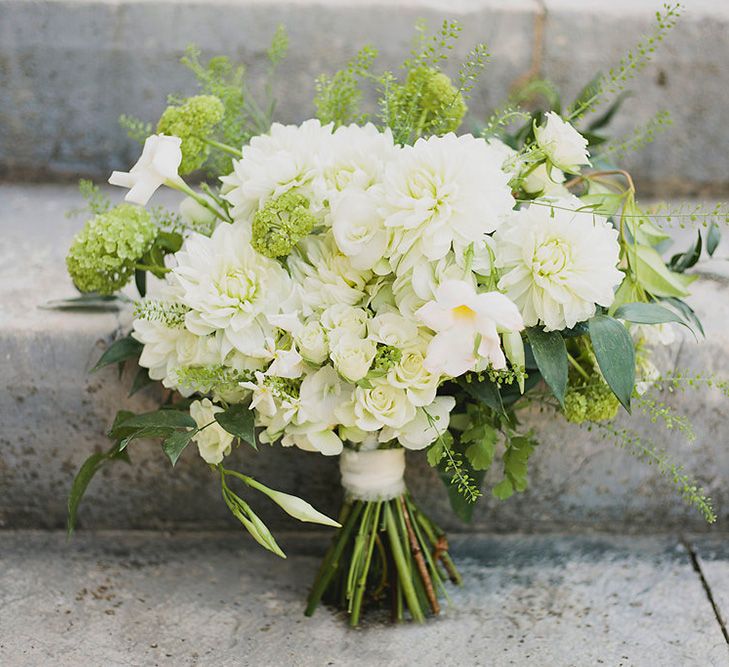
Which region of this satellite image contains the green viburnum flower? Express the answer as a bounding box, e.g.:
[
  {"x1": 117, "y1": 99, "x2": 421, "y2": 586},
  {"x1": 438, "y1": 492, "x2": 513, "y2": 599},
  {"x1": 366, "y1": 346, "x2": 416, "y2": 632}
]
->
[
  {"x1": 66, "y1": 204, "x2": 157, "y2": 294},
  {"x1": 564, "y1": 378, "x2": 620, "y2": 424},
  {"x1": 370, "y1": 345, "x2": 403, "y2": 375},
  {"x1": 251, "y1": 192, "x2": 316, "y2": 258},
  {"x1": 406, "y1": 67, "x2": 467, "y2": 134},
  {"x1": 156, "y1": 95, "x2": 225, "y2": 175}
]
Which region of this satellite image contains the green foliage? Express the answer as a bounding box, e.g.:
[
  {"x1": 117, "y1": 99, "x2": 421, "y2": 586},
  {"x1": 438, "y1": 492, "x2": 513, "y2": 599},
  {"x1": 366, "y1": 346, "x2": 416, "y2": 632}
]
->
[
  {"x1": 91, "y1": 334, "x2": 143, "y2": 372},
  {"x1": 133, "y1": 299, "x2": 189, "y2": 328},
  {"x1": 599, "y1": 110, "x2": 672, "y2": 161},
  {"x1": 251, "y1": 192, "x2": 317, "y2": 258},
  {"x1": 162, "y1": 429, "x2": 197, "y2": 466},
  {"x1": 613, "y1": 302, "x2": 687, "y2": 327},
  {"x1": 596, "y1": 423, "x2": 715, "y2": 523},
  {"x1": 634, "y1": 394, "x2": 695, "y2": 442},
  {"x1": 314, "y1": 46, "x2": 378, "y2": 126},
  {"x1": 653, "y1": 370, "x2": 729, "y2": 399},
  {"x1": 492, "y1": 433, "x2": 538, "y2": 500},
  {"x1": 567, "y1": 3, "x2": 683, "y2": 121},
  {"x1": 77, "y1": 179, "x2": 111, "y2": 215},
  {"x1": 156, "y1": 95, "x2": 225, "y2": 174},
  {"x1": 369, "y1": 345, "x2": 402, "y2": 376},
  {"x1": 119, "y1": 113, "x2": 153, "y2": 143},
  {"x1": 66, "y1": 204, "x2": 158, "y2": 295},
  {"x1": 462, "y1": 412, "x2": 497, "y2": 471},
  {"x1": 267, "y1": 25, "x2": 289, "y2": 68},
  {"x1": 588, "y1": 314, "x2": 636, "y2": 411},
  {"x1": 174, "y1": 364, "x2": 254, "y2": 396},
  {"x1": 525, "y1": 327, "x2": 568, "y2": 407},
  {"x1": 214, "y1": 403, "x2": 257, "y2": 449},
  {"x1": 427, "y1": 428, "x2": 483, "y2": 505},
  {"x1": 564, "y1": 378, "x2": 620, "y2": 424}
]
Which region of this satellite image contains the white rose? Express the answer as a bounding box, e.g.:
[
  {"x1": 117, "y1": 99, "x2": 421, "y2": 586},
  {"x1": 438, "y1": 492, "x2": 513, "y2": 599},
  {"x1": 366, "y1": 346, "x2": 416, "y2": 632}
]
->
[
  {"x1": 367, "y1": 311, "x2": 419, "y2": 348},
  {"x1": 522, "y1": 162, "x2": 569, "y2": 197},
  {"x1": 330, "y1": 334, "x2": 377, "y2": 383},
  {"x1": 109, "y1": 134, "x2": 183, "y2": 205},
  {"x1": 380, "y1": 396, "x2": 456, "y2": 450},
  {"x1": 354, "y1": 382, "x2": 416, "y2": 431},
  {"x1": 189, "y1": 398, "x2": 235, "y2": 465},
  {"x1": 321, "y1": 304, "x2": 369, "y2": 344},
  {"x1": 534, "y1": 112, "x2": 590, "y2": 174},
  {"x1": 331, "y1": 189, "x2": 388, "y2": 271},
  {"x1": 295, "y1": 320, "x2": 329, "y2": 364},
  {"x1": 388, "y1": 348, "x2": 440, "y2": 407}
]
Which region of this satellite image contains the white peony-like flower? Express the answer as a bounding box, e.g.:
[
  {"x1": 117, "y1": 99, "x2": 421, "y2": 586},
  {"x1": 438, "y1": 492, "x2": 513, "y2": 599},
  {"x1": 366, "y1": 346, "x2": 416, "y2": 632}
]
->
[
  {"x1": 534, "y1": 112, "x2": 590, "y2": 174},
  {"x1": 189, "y1": 398, "x2": 235, "y2": 465},
  {"x1": 416, "y1": 279, "x2": 524, "y2": 377},
  {"x1": 172, "y1": 221, "x2": 294, "y2": 359},
  {"x1": 329, "y1": 333, "x2": 377, "y2": 383},
  {"x1": 221, "y1": 119, "x2": 334, "y2": 221},
  {"x1": 382, "y1": 133, "x2": 514, "y2": 270},
  {"x1": 353, "y1": 382, "x2": 416, "y2": 431},
  {"x1": 109, "y1": 134, "x2": 183, "y2": 205},
  {"x1": 380, "y1": 396, "x2": 455, "y2": 450},
  {"x1": 330, "y1": 188, "x2": 388, "y2": 271},
  {"x1": 522, "y1": 163, "x2": 569, "y2": 197},
  {"x1": 493, "y1": 201, "x2": 623, "y2": 331}
]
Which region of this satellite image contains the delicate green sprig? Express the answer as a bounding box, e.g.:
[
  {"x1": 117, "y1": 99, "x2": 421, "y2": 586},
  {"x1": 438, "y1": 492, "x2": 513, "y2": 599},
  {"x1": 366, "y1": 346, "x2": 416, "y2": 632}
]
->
[
  {"x1": 599, "y1": 110, "x2": 672, "y2": 161},
  {"x1": 174, "y1": 364, "x2": 255, "y2": 396},
  {"x1": 634, "y1": 394, "x2": 696, "y2": 442},
  {"x1": 119, "y1": 114, "x2": 153, "y2": 144},
  {"x1": 133, "y1": 299, "x2": 189, "y2": 328}
]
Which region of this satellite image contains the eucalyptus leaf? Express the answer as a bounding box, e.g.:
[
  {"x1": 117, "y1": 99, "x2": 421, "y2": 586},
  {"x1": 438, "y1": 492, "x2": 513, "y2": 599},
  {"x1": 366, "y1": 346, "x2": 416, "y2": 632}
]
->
[
  {"x1": 459, "y1": 376, "x2": 504, "y2": 414},
  {"x1": 92, "y1": 335, "x2": 143, "y2": 372},
  {"x1": 525, "y1": 327, "x2": 568, "y2": 407},
  {"x1": 668, "y1": 232, "x2": 702, "y2": 273},
  {"x1": 215, "y1": 404, "x2": 257, "y2": 449},
  {"x1": 613, "y1": 302, "x2": 686, "y2": 326},
  {"x1": 663, "y1": 297, "x2": 705, "y2": 337},
  {"x1": 134, "y1": 269, "x2": 147, "y2": 298},
  {"x1": 588, "y1": 315, "x2": 635, "y2": 411},
  {"x1": 707, "y1": 223, "x2": 721, "y2": 256}
]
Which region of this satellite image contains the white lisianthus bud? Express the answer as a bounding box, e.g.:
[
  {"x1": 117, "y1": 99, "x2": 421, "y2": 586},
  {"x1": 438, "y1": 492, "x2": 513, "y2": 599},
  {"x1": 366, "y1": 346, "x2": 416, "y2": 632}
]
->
[
  {"x1": 331, "y1": 189, "x2": 389, "y2": 271},
  {"x1": 295, "y1": 320, "x2": 329, "y2": 364},
  {"x1": 354, "y1": 382, "x2": 416, "y2": 431},
  {"x1": 534, "y1": 112, "x2": 590, "y2": 174},
  {"x1": 330, "y1": 334, "x2": 377, "y2": 383},
  {"x1": 189, "y1": 398, "x2": 234, "y2": 465},
  {"x1": 253, "y1": 484, "x2": 341, "y2": 527},
  {"x1": 522, "y1": 162, "x2": 569, "y2": 197},
  {"x1": 109, "y1": 134, "x2": 184, "y2": 205}
]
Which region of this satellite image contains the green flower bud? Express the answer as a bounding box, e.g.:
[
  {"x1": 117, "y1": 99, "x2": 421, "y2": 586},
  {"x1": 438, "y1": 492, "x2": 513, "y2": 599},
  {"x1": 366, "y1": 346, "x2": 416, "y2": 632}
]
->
[
  {"x1": 370, "y1": 345, "x2": 403, "y2": 375},
  {"x1": 156, "y1": 95, "x2": 225, "y2": 175},
  {"x1": 251, "y1": 192, "x2": 316, "y2": 258},
  {"x1": 66, "y1": 204, "x2": 157, "y2": 294},
  {"x1": 406, "y1": 67, "x2": 467, "y2": 134}
]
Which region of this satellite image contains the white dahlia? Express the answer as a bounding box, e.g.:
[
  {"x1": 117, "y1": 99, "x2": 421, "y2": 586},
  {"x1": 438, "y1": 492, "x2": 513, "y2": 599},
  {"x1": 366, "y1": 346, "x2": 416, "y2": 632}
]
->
[
  {"x1": 494, "y1": 201, "x2": 623, "y2": 331},
  {"x1": 172, "y1": 221, "x2": 294, "y2": 358},
  {"x1": 382, "y1": 133, "x2": 514, "y2": 270},
  {"x1": 221, "y1": 119, "x2": 334, "y2": 221}
]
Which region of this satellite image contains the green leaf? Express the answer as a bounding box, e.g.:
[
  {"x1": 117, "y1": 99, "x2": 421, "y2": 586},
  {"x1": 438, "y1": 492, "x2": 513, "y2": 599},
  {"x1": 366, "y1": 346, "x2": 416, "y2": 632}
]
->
[
  {"x1": 120, "y1": 409, "x2": 196, "y2": 431},
  {"x1": 492, "y1": 434, "x2": 538, "y2": 500},
  {"x1": 613, "y1": 302, "x2": 686, "y2": 326},
  {"x1": 578, "y1": 193, "x2": 625, "y2": 217},
  {"x1": 134, "y1": 269, "x2": 147, "y2": 298},
  {"x1": 633, "y1": 245, "x2": 693, "y2": 298},
  {"x1": 162, "y1": 429, "x2": 196, "y2": 466},
  {"x1": 426, "y1": 439, "x2": 445, "y2": 467},
  {"x1": 466, "y1": 437, "x2": 496, "y2": 471},
  {"x1": 215, "y1": 404, "x2": 257, "y2": 449},
  {"x1": 525, "y1": 327, "x2": 568, "y2": 407},
  {"x1": 707, "y1": 223, "x2": 721, "y2": 256},
  {"x1": 587, "y1": 90, "x2": 632, "y2": 132},
  {"x1": 120, "y1": 426, "x2": 175, "y2": 451},
  {"x1": 437, "y1": 466, "x2": 485, "y2": 523},
  {"x1": 459, "y1": 376, "x2": 504, "y2": 414},
  {"x1": 588, "y1": 315, "x2": 635, "y2": 412},
  {"x1": 92, "y1": 335, "x2": 143, "y2": 372},
  {"x1": 663, "y1": 297, "x2": 705, "y2": 338},
  {"x1": 107, "y1": 409, "x2": 137, "y2": 441},
  {"x1": 129, "y1": 366, "x2": 153, "y2": 396},
  {"x1": 41, "y1": 294, "x2": 124, "y2": 312},
  {"x1": 668, "y1": 232, "x2": 702, "y2": 273}
]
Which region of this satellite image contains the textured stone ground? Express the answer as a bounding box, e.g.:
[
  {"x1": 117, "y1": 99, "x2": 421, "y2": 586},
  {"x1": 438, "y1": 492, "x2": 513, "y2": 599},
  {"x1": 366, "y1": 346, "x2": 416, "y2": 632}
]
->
[{"x1": 1, "y1": 531, "x2": 728, "y2": 666}]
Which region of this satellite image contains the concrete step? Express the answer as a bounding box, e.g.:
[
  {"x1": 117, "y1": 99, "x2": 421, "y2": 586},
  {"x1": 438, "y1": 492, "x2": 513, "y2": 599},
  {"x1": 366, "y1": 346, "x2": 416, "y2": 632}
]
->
[
  {"x1": 1, "y1": 0, "x2": 729, "y2": 194},
  {"x1": 1, "y1": 530, "x2": 728, "y2": 666},
  {"x1": 1, "y1": 183, "x2": 729, "y2": 534}
]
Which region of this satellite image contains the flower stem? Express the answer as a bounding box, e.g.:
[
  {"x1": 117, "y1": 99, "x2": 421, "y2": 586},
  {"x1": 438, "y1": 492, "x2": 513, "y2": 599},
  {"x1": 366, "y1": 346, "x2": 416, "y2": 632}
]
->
[
  {"x1": 202, "y1": 137, "x2": 243, "y2": 158},
  {"x1": 385, "y1": 501, "x2": 424, "y2": 622},
  {"x1": 349, "y1": 501, "x2": 382, "y2": 627}
]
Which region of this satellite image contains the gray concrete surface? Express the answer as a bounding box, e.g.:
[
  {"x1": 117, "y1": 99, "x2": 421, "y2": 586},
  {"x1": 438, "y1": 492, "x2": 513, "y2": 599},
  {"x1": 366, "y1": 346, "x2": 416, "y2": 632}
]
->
[
  {"x1": 0, "y1": 531, "x2": 727, "y2": 666},
  {"x1": 1, "y1": 183, "x2": 729, "y2": 534},
  {"x1": 1, "y1": 0, "x2": 728, "y2": 194}
]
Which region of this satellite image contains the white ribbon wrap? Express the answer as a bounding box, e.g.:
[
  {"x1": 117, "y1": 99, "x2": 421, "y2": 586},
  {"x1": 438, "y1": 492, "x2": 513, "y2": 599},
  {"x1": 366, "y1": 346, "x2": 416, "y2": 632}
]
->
[{"x1": 340, "y1": 448, "x2": 406, "y2": 501}]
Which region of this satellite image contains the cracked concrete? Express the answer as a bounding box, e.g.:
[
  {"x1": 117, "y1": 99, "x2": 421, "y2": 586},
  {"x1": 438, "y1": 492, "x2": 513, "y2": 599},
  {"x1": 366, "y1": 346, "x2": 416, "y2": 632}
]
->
[{"x1": 1, "y1": 530, "x2": 728, "y2": 666}]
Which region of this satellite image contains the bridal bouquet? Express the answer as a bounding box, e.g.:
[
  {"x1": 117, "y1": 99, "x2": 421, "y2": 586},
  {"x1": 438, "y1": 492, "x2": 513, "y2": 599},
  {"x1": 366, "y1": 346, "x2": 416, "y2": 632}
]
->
[{"x1": 63, "y1": 6, "x2": 726, "y2": 625}]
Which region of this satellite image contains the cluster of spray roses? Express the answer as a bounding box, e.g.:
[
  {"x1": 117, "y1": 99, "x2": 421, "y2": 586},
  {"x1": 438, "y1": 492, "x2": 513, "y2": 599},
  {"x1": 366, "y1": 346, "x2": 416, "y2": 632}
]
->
[{"x1": 114, "y1": 113, "x2": 623, "y2": 466}]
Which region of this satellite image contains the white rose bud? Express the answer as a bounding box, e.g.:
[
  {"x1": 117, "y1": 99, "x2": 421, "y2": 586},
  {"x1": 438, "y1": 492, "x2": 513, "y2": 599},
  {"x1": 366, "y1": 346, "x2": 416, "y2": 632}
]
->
[
  {"x1": 354, "y1": 382, "x2": 416, "y2": 431},
  {"x1": 295, "y1": 321, "x2": 329, "y2": 365},
  {"x1": 189, "y1": 398, "x2": 234, "y2": 465},
  {"x1": 534, "y1": 112, "x2": 590, "y2": 174},
  {"x1": 522, "y1": 162, "x2": 569, "y2": 197},
  {"x1": 330, "y1": 334, "x2": 377, "y2": 383}
]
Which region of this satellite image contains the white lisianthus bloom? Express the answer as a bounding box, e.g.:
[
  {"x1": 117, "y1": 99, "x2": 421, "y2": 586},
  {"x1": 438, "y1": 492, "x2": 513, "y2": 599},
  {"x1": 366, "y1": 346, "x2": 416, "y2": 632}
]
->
[
  {"x1": 172, "y1": 221, "x2": 294, "y2": 359},
  {"x1": 494, "y1": 201, "x2": 623, "y2": 331},
  {"x1": 522, "y1": 163, "x2": 569, "y2": 197},
  {"x1": 323, "y1": 123, "x2": 397, "y2": 194},
  {"x1": 416, "y1": 279, "x2": 524, "y2": 377},
  {"x1": 330, "y1": 333, "x2": 377, "y2": 383},
  {"x1": 367, "y1": 311, "x2": 419, "y2": 348},
  {"x1": 321, "y1": 304, "x2": 369, "y2": 344},
  {"x1": 534, "y1": 112, "x2": 590, "y2": 174},
  {"x1": 354, "y1": 382, "x2": 416, "y2": 431},
  {"x1": 330, "y1": 188, "x2": 388, "y2": 271},
  {"x1": 382, "y1": 133, "x2": 514, "y2": 270},
  {"x1": 288, "y1": 232, "x2": 371, "y2": 311},
  {"x1": 189, "y1": 398, "x2": 234, "y2": 465},
  {"x1": 298, "y1": 365, "x2": 353, "y2": 425},
  {"x1": 266, "y1": 346, "x2": 304, "y2": 379},
  {"x1": 380, "y1": 396, "x2": 456, "y2": 450},
  {"x1": 221, "y1": 119, "x2": 334, "y2": 221},
  {"x1": 295, "y1": 320, "x2": 329, "y2": 364},
  {"x1": 281, "y1": 425, "x2": 344, "y2": 456},
  {"x1": 388, "y1": 347, "x2": 440, "y2": 407},
  {"x1": 109, "y1": 134, "x2": 183, "y2": 205}
]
